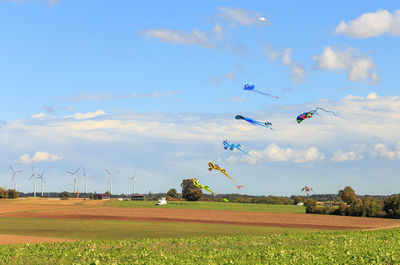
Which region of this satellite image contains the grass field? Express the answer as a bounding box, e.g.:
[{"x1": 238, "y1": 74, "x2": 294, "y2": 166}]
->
[
  {"x1": 0, "y1": 217, "x2": 318, "y2": 240},
  {"x1": 107, "y1": 200, "x2": 305, "y2": 213},
  {"x1": 1, "y1": 228, "x2": 400, "y2": 264}
]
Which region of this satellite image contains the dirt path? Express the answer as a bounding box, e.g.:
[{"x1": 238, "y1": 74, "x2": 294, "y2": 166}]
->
[
  {"x1": 5, "y1": 206, "x2": 400, "y2": 230},
  {"x1": 0, "y1": 234, "x2": 75, "y2": 245}
]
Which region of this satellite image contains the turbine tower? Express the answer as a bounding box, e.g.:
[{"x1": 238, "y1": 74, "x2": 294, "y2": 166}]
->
[
  {"x1": 130, "y1": 170, "x2": 136, "y2": 195},
  {"x1": 29, "y1": 166, "x2": 37, "y2": 197},
  {"x1": 66, "y1": 168, "x2": 80, "y2": 193},
  {"x1": 104, "y1": 168, "x2": 118, "y2": 195},
  {"x1": 9, "y1": 165, "x2": 23, "y2": 191},
  {"x1": 83, "y1": 168, "x2": 88, "y2": 194},
  {"x1": 37, "y1": 169, "x2": 46, "y2": 197}
]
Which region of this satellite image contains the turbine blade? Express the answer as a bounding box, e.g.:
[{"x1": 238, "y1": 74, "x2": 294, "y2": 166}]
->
[
  {"x1": 66, "y1": 171, "x2": 74, "y2": 175},
  {"x1": 104, "y1": 168, "x2": 111, "y2": 175},
  {"x1": 74, "y1": 168, "x2": 80, "y2": 175},
  {"x1": 83, "y1": 168, "x2": 86, "y2": 176},
  {"x1": 16, "y1": 170, "x2": 23, "y2": 173},
  {"x1": 9, "y1": 165, "x2": 15, "y2": 174}
]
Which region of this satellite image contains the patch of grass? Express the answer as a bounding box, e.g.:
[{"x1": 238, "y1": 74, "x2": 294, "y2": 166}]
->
[
  {"x1": 107, "y1": 200, "x2": 305, "y2": 213},
  {"x1": 1, "y1": 228, "x2": 400, "y2": 264},
  {"x1": 0, "y1": 217, "x2": 316, "y2": 240}
]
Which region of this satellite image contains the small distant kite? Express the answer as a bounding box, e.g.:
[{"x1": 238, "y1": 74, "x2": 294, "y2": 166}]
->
[
  {"x1": 236, "y1": 185, "x2": 244, "y2": 189},
  {"x1": 192, "y1": 179, "x2": 215, "y2": 194},
  {"x1": 301, "y1": 186, "x2": 313, "y2": 196},
  {"x1": 243, "y1": 84, "x2": 279, "y2": 99},
  {"x1": 235, "y1": 115, "x2": 273, "y2": 130},
  {"x1": 223, "y1": 198, "x2": 229, "y2": 202},
  {"x1": 208, "y1": 162, "x2": 236, "y2": 183},
  {"x1": 297, "y1": 107, "x2": 336, "y2": 124},
  {"x1": 223, "y1": 140, "x2": 253, "y2": 157}
]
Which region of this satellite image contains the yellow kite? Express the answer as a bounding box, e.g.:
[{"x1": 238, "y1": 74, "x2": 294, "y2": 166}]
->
[{"x1": 208, "y1": 162, "x2": 236, "y2": 183}]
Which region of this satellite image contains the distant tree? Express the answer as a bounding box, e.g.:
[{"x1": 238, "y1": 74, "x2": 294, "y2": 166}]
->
[
  {"x1": 7, "y1": 189, "x2": 18, "y2": 199},
  {"x1": 167, "y1": 188, "x2": 179, "y2": 199},
  {"x1": 181, "y1": 179, "x2": 202, "y2": 201},
  {"x1": 104, "y1": 191, "x2": 110, "y2": 196},
  {"x1": 59, "y1": 191, "x2": 70, "y2": 200},
  {"x1": 0, "y1": 188, "x2": 8, "y2": 198},
  {"x1": 304, "y1": 198, "x2": 317, "y2": 213},
  {"x1": 383, "y1": 195, "x2": 400, "y2": 218},
  {"x1": 349, "y1": 198, "x2": 366, "y2": 217},
  {"x1": 339, "y1": 186, "x2": 357, "y2": 204},
  {"x1": 294, "y1": 196, "x2": 302, "y2": 205}
]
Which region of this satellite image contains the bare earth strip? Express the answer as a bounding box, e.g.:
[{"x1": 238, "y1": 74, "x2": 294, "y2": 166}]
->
[
  {"x1": 0, "y1": 234, "x2": 75, "y2": 245},
  {"x1": 5, "y1": 207, "x2": 400, "y2": 230}
]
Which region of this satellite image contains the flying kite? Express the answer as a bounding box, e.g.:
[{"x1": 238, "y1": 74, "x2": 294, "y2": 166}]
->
[
  {"x1": 223, "y1": 140, "x2": 253, "y2": 157},
  {"x1": 223, "y1": 198, "x2": 229, "y2": 202},
  {"x1": 235, "y1": 115, "x2": 273, "y2": 130},
  {"x1": 192, "y1": 179, "x2": 215, "y2": 194},
  {"x1": 301, "y1": 186, "x2": 313, "y2": 196},
  {"x1": 297, "y1": 107, "x2": 336, "y2": 124},
  {"x1": 236, "y1": 185, "x2": 244, "y2": 189},
  {"x1": 243, "y1": 84, "x2": 279, "y2": 99},
  {"x1": 208, "y1": 162, "x2": 236, "y2": 182}
]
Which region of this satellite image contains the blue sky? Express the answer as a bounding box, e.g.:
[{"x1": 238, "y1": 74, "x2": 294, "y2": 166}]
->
[{"x1": 1, "y1": 0, "x2": 400, "y2": 196}]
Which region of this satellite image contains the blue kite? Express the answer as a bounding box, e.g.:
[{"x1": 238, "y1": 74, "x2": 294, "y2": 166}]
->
[
  {"x1": 235, "y1": 115, "x2": 273, "y2": 130},
  {"x1": 243, "y1": 84, "x2": 279, "y2": 99},
  {"x1": 223, "y1": 140, "x2": 253, "y2": 157},
  {"x1": 297, "y1": 107, "x2": 336, "y2": 124}
]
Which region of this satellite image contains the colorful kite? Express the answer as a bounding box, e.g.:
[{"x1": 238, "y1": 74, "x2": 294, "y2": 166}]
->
[
  {"x1": 236, "y1": 185, "x2": 244, "y2": 189},
  {"x1": 208, "y1": 162, "x2": 236, "y2": 182},
  {"x1": 297, "y1": 107, "x2": 336, "y2": 124},
  {"x1": 235, "y1": 115, "x2": 273, "y2": 130},
  {"x1": 223, "y1": 198, "x2": 229, "y2": 202},
  {"x1": 223, "y1": 140, "x2": 253, "y2": 157},
  {"x1": 243, "y1": 84, "x2": 279, "y2": 99},
  {"x1": 301, "y1": 186, "x2": 313, "y2": 196},
  {"x1": 192, "y1": 179, "x2": 215, "y2": 194}
]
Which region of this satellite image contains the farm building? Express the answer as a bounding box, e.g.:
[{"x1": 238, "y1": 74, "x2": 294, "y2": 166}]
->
[
  {"x1": 131, "y1": 194, "x2": 145, "y2": 201},
  {"x1": 94, "y1": 194, "x2": 110, "y2": 200}
]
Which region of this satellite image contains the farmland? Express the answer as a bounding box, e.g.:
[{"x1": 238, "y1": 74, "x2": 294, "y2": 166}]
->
[
  {"x1": 1, "y1": 229, "x2": 400, "y2": 264},
  {"x1": 1, "y1": 199, "x2": 400, "y2": 264}
]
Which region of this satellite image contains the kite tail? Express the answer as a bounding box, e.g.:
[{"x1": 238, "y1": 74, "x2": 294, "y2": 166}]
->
[
  {"x1": 254, "y1": 89, "x2": 279, "y2": 99},
  {"x1": 314, "y1": 107, "x2": 336, "y2": 116}
]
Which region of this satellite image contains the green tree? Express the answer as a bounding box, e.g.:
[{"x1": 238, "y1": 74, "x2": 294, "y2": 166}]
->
[
  {"x1": 167, "y1": 188, "x2": 179, "y2": 199},
  {"x1": 7, "y1": 189, "x2": 18, "y2": 199},
  {"x1": 293, "y1": 196, "x2": 302, "y2": 205},
  {"x1": 181, "y1": 179, "x2": 202, "y2": 201},
  {"x1": 339, "y1": 186, "x2": 357, "y2": 204},
  {"x1": 349, "y1": 198, "x2": 366, "y2": 217},
  {"x1": 59, "y1": 191, "x2": 70, "y2": 200},
  {"x1": 0, "y1": 188, "x2": 7, "y2": 198},
  {"x1": 304, "y1": 198, "x2": 317, "y2": 213},
  {"x1": 383, "y1": 195, "x2": 400, "y2": 218}
]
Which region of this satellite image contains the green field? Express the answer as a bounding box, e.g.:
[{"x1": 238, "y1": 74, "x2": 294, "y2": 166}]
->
[
  {"x1": 107, "y1": 200, "x2": 305, "y2": 213},
  {"x1": 0, "y1": 217, "x2": 316, "y2": 240},
  {"x1": 1, "y1": 228, "x2": 400, "y2": 264}
]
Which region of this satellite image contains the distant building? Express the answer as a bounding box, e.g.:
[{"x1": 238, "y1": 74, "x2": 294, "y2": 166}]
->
[
  {"x1": 131, "y1": 194, "x2": 145, "y2": 201},
  {"x1": 94, "y1": 194, "x2": 110, "y2": 200}
]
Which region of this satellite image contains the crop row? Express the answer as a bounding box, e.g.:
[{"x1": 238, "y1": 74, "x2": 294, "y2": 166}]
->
[{"x1": 1, "y1": 228, "x2": 400, "y2": 264}]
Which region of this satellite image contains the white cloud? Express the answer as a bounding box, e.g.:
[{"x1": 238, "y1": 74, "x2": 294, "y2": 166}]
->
[
  {"x1": 251, "y1": 143, "x2": 324, "y2": 164},
  {"x1": 331, "y1": 150, "x2": 363, "y2": 162},
  {"x1": 217, "y1": 7, "x2": 270, "y2": 26},
  {"x1": 263, "y1": 44, "x2": 306, "y2": 83},
  {"x1": 141, "y1": 28, "x2": 216, "y2": 49},
  {"x1": 48, "y1": 0, "x2": 58, "y2": 7},
  {"x1": 335, "y1": 9, "x2": 400, "y2": 38},
  {"x1": 17, "y1": 151, "x2": 62, "y2": 164},
  {"x1": 373, "y1": 141, "x2": 400, "y2": 160},
  {"x1": 313, "y1": 46, "x2": 378, "y2": 83},
  {"x1": 31, "y1": 113, "x2": 48, "y2": 119},
  {"x1": 69, "y1": 110, "x2": 106, "y2": 120}
]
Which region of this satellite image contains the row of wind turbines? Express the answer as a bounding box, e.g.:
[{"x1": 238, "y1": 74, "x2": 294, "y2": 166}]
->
[{"x1": 9, "y1": 165, "x2": 137, "y2": 197}]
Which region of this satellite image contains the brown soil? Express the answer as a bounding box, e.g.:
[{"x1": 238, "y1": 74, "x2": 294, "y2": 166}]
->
[
  {"x1": 5, "y1": 207, "x2": 400, "y2": 230},
  {"x1": 0, "y1": 234, "x2": 75, "y2": 245}
]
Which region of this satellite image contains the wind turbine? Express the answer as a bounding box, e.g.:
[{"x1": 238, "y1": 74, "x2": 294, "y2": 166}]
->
[
  {"x1": 104, "y1": 168, "x2": 118, "y2": 195},
  {"x1": 9, "y1": 165, "x2": 23, "y2": 191},
  {"x1": 83, "y1": 168, "x2": 88, "y2": 194},
  {"x1": 130, "y1": 170, "x2": 136, "y2": 195},
  {"x1": 66, "y1": 168, "x2": 80, "y2": 193},
  {"x1": 29, "y1": 166, "x2": 37, "y2": 197},
  {"x1": 37, "y1": 169, "x2": 46, "y2": 197}
]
